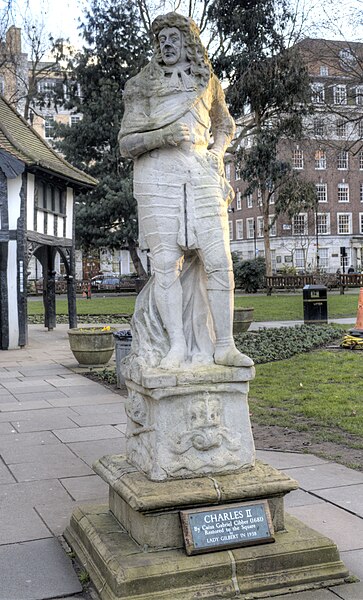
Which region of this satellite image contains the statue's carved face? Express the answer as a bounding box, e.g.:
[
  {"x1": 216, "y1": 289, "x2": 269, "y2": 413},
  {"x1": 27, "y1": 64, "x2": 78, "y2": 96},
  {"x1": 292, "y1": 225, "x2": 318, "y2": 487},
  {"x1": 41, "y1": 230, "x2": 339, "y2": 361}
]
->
[{"x1": 158, "y1": 26, "x2": 187, "y2": 66}]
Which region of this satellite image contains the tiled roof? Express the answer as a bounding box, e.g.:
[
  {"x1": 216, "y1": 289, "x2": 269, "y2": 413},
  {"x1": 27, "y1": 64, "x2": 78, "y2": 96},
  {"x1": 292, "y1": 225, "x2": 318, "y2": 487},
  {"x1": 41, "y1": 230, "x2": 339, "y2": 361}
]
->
[{"x1": 0, "y1": 96, "x2": 97, "y2": 187}]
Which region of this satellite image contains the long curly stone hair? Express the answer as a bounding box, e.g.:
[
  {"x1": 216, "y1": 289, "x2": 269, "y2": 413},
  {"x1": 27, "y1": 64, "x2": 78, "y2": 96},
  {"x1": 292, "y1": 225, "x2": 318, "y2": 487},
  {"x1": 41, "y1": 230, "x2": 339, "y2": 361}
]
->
[{"x1": 149, "y1": 12, "x2": 212, "y2": 87}]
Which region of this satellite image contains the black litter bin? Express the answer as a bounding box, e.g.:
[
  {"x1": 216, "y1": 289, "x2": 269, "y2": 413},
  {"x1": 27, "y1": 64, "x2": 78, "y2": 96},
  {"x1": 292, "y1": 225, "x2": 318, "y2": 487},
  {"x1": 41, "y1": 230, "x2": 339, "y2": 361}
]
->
[{"x1": 303, "y1": 285, "x2": 328, "y2": 324}]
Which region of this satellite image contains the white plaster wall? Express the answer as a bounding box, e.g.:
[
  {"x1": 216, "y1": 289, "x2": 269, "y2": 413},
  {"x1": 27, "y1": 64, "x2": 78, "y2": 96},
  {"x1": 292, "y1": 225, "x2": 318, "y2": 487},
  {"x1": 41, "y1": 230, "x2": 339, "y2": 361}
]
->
[
  {"x1": 26, "y1": 173, "x2": 35, "y2": 231},
  {"x1": 58, "y1": 216, "x2": 64, "y2": 237},
  {"x1": 66, "y1": 187, "x2": 73, "y2": 239},
  {"x1": 36, "y1": 210, "x2": 44, "y2": 234},
  {"x1": 7, "y1": 240, "x2": 19, "y2": 349},
  {"x1": 48, "y1": 213, "x2": 54, "y2": 236},
  {"x1": 7, "y1": 175, "x2": 22, "y2": 228}
]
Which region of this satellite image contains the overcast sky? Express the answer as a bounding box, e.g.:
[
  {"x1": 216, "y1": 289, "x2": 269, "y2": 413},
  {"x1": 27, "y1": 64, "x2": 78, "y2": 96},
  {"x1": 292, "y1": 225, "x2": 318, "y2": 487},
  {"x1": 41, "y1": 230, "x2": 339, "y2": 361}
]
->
[{"x1": 10, "y1": 0, "x2": 363, "y2": 50}]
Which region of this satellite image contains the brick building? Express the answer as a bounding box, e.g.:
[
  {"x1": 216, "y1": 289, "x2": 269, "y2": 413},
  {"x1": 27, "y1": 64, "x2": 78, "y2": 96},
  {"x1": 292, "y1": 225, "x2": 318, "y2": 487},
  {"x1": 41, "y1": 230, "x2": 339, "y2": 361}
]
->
[{"x1": 228, "y1": 38, "x2": 363, "y2": 274}]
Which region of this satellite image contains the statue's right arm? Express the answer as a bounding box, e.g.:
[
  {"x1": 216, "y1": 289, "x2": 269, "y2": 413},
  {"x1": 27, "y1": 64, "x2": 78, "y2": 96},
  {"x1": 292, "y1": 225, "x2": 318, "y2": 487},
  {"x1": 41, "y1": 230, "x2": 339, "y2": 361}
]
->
[{"x1": 119, "y1": 123, "x2": 190, "y2": 159}]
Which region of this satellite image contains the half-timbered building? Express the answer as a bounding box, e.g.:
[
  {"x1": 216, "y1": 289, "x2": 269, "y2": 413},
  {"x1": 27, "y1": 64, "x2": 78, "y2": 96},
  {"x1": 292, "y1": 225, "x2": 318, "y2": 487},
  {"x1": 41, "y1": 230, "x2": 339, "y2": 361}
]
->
[{"x1": 0, "y1": 96, "x2": 96, "y2": 349}]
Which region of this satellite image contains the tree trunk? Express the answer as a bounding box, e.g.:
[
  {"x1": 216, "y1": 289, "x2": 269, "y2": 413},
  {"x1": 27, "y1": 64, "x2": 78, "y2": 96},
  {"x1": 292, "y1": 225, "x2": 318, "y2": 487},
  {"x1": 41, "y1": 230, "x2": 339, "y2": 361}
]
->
[
  {"x1": 262, "y1": 193, "x2": 272, "y2": 278},
  {"x1": 128, "y1": 241, "x2": 147, "y2": 278}
]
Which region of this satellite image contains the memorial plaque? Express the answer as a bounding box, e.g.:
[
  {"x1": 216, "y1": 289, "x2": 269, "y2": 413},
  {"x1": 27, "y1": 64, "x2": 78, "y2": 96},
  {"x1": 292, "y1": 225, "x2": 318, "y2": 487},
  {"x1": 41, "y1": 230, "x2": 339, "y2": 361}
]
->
[{"x1": 180, "y1": 500, "x2": 274, "y2": 556}]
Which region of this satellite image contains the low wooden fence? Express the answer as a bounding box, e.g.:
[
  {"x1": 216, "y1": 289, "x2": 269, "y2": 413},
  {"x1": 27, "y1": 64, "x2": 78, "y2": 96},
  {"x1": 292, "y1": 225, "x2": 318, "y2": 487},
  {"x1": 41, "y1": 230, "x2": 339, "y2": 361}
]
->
[{"x1": 265, "y1": 273, "x2": 363, "y2": 294}]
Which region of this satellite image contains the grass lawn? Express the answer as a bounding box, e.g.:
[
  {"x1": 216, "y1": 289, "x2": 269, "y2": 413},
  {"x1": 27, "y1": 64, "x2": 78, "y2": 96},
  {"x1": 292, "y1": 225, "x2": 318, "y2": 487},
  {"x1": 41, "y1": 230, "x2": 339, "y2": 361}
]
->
[
  {"x1": 249, "y1": 350, "x2": 363, "y2": 450},
  {"x1": 28, "y1": 291, "x2": 360, "y2": 321}
]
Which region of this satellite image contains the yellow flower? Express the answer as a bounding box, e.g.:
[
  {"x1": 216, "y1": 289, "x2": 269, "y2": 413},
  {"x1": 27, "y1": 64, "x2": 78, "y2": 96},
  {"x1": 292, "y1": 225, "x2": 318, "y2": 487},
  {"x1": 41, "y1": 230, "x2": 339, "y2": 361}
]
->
[{"x1": 102, "y1": 326, "x2": 111, "y2": 332}]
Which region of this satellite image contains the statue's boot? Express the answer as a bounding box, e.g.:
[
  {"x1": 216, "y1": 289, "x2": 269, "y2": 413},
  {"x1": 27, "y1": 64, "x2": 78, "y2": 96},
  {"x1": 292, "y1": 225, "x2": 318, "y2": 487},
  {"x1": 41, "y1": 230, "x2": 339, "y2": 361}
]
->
[
  {"x1": 207, "y1": 289, "x2": 254, "y2": 368},
  {"x1": 154, "y1": 278, "x2": 187, "y2": 369}
]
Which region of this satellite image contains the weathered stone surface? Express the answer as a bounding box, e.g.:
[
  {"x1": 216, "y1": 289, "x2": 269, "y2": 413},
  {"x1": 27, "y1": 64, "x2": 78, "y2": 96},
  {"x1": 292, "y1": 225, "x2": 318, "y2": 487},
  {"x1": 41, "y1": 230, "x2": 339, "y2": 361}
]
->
[
  {"x1": 122, "y1": 366, "x2": 255, "y2": 481},
  {"x1": 64, "y1": 507, "x2": 349, "y2": 600},
  {"x1": 94, "y1": 455, "x2": 297, "y2": 544}
]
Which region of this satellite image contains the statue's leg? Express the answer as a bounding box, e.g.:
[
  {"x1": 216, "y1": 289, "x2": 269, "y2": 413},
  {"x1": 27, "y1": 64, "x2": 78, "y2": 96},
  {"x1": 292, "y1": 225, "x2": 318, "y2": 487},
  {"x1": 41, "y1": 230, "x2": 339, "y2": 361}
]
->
[
  {"x1": 152, "y1": 245, "x2": 187, "y2": 369},
  {"x1": 197, "y1": 237, "x2": 253, "y2": 368}
]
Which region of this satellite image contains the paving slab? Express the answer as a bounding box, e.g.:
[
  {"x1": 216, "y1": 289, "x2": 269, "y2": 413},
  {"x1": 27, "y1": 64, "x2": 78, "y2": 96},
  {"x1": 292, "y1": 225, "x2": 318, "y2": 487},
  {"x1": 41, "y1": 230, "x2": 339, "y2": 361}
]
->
[
  {"x1": 60, "y1": 474, "x2": 109, "y2": 501},
  {"x1": 69, "y1": 412, "x2": 126, "y2": 426},
  {"x1": 35, "y1": 498, "x2": 105, "y2": 536},
  {"x1": 330, "y1": 582, "x2": 363, "y2": 599},
  {"x1": 7, "y1": 452, "x2": 93, "y2": 482},
  {"x1": 44, "y1": 376, "x2": 95, "y2": 387},
  {"x1": 339, "y1": 549, "x2": 363, "y2": 580},
  {"x1": 0, "y1": 479, "x2": 73, "y2": 507},
  {"x1": 0, "y1": 538, "x2": 82, "y2": 599},
  {"x1": 53, "y1": 424, "x2": 121, "y2": 442},
  {"x1": 60, "y1": 384, "x2": 114, "y2": 397},
  {"x1": 257, "y1": 449, "x2": 328, "y2": 469},
  {"x1": 11, "y1": 415, "x2": 80, "y2": 432},
  {"x1": 287, "y1": 503, "x2": 363, "y2": 551},
  {"x1": 0, "y1": 421, "x2": 17, "y2": 434},
  {"x1": 13, "y1": 390, "x2": 69, "y2": 403},
  {"x1": 0, "y1": 406, "x2": 76, "y2": 422},
  {"x1": 284, "y1": 463, "x2": 363, "y2": 490},
  {"x1": 0, "y1": 430, "x2": 60, "y2": 449},
  {"x1": 0, "y1": 505, "x2": 52, "y2": 544},
  {"x1": 0, "y1": 462, "x2": 16, "y2": 484},
  {"x1": 0, "y1": 399, "x2": 53, "y2": 411},
  {"x1": 1, "y1": 441, "x2": 91, "y2": 465},
  {"x1": 45, "y1": 394, "x2": 122, "y2": 407},
  {"x1": 71, "y1": 402, "x2": 126, "y2": 415},
  {"x1": 284, "y1": 488, "x2": 325, "y2": 509},
  {"x1": 312, "y1": 484, "x2": 363, "y2": 517},
  {"x1": 67, "y1": 437, "x2": 126, "y2": 467}
]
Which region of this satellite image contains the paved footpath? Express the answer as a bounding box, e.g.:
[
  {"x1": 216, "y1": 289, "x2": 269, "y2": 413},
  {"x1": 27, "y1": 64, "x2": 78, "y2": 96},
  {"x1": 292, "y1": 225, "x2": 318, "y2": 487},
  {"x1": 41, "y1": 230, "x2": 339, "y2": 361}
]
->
[{"x1": 0, "y1": 324, "x2": 362, "y2": 600}]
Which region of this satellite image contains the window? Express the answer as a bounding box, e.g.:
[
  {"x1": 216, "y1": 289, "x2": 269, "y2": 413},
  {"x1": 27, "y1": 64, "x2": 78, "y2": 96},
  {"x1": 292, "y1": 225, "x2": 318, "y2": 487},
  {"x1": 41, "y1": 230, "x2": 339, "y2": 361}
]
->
[
  {"x1": 236, "y1": 219, "x2": 243, "y2": 239},
  {"x1": 70, "y1": 115, "x2": 81, "y2": 126},
  {"x1": 269, "y1": 192, "x2": 275, "y2": 205},
  {"x1": 269, "y1": 215, "x2": 276, "y2": 236},
  {"x1": 318, "y1": 248, "x2": 329, "y2": 271},
  {"x1": 295, "y1": 249, "x2": 305, "y2": 269},
  {"x1": 38, "y1": 79, "x2": 56, "y2": 94},
  {"x1": 311, "y1": 82, "x2": 325, "y2": 104},
  {"x1": 36, "y1": 180, "x2": 65, "y2": 214},
  {"x1": 246, "y1": 218, "x2": 255, "y2": 239},
  {"x1": 225, "y1": 163, "x2": 231, "y2": 181},
  {"x1": 313, "y1": 118, "x2": 325, "y2": 136},
  {"x1": 359, "y1": 121, "x2": 363, "y2": 138},
  {"x1": 44, "y1": 116, "x2": 55, "y2": 139},
  {"x1": 360, "y1": 183, "x2": 363, "y2": 203},
  {"x1": 292, "y1": 149, "x2": 304, "y2": 169},
  {"x1": 0, "y1": 76, "x2": 4, "y2": 95},
  {"x1": 246, "y1": 193, "x2": 253, "y2": 208},
  {"x1": 228, "y1": 220, "x2": 233, "y2": 240},
  {"x1": 257, "y1": 188, "x2": 262, "y2": 206},
  {"x1": 320, "y1": 66, "x2": 329, "y2": 76},
  {"x1": 315, "y1": 149, "x2": 326, "y2": 169},
  {"x1": 257, "y1": 216, "x2": 264, "y2": 238},
  {"x1": 338, "y1": 183, "x2": 349, "y2": 203},
  {"x1": 360, "y1": 213, "x2": 363, "y2": 234},
  {"x1": 356, "y1": 86, "x2": 363, "y2": 106},
  {"x1": 337, "y1": 150, "x2": 348, "y2": 169},
  {"x1": 316, "y1": 183, "x2": 327, "y2": 203},
  {"x1": 292, "y1": 214, "x2": 307, "y2": 235},
  {"x1": 336, "y1": 119, "x2": 347, "y2": 137},
  {"x1": 235, "y1": 165, "x2": 241, "y2": 180},
  {"x1": 339, "y1": 48, "x2": 357, "y2": 70},
  {"x1": 360, "y1": 151, "x2": 363, "y2": 170},
  {"x1": 236, "y1": 190, "x2": 242, "y2": 211},
  {"x1": 337, "y1": 213, "x2": 352, "y2": 234},
  {"x1": 316, "y1": 213, "x2": 330, "y2": 234},
  {"x1": 333, "y1": 84, "x2": 347, "y2": 105}
]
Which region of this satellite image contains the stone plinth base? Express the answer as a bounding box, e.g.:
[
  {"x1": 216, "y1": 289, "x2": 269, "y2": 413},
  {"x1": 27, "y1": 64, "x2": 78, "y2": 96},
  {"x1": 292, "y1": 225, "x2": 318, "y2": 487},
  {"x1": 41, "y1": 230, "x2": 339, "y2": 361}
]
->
[
  {"x1": 123, "y1": 363, "x2": 256, "y2": 481},
  {"x1": 64, "y1": 457, "x2": 350, "y2": 599},
  {"x1": 94, "y1": 456, "x2": 296, "y2": 549},
  {"x1": 65, "y1": 510, "x2": 348, "y2": 600}
]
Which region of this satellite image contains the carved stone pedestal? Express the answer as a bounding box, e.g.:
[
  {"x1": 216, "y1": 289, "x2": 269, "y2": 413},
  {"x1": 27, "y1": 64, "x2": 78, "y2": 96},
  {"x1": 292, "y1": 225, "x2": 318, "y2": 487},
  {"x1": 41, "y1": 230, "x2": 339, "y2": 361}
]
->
[
  {"x1": 64, "y1": 457, "x2": 350, "y2": 600},
  {"x1": 122, "y1": 363, "x2": 256, "y2": 481}
]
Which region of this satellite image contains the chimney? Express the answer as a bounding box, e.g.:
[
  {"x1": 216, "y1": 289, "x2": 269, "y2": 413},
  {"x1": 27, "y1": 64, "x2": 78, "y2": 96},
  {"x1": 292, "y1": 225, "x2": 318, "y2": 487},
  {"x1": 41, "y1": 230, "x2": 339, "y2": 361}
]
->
[{"x1": 6, "y1": 26, "x2": 22, "y2": 55}]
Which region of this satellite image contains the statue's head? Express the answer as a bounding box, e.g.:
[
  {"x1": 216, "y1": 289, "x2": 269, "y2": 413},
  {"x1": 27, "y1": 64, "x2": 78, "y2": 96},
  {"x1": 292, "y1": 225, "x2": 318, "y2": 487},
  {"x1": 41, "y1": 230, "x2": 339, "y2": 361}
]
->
[{"x1": 151, "y1": 12, "x2": 211, "y2": 84}]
